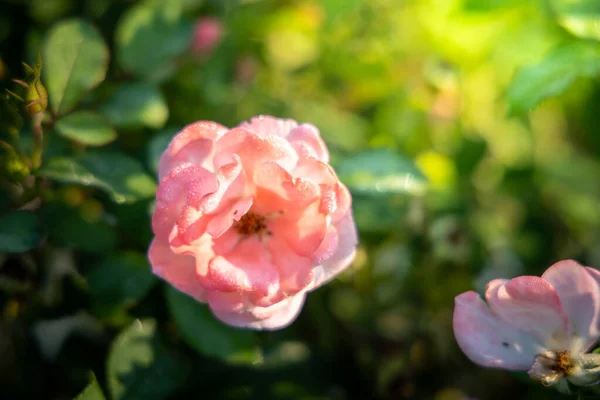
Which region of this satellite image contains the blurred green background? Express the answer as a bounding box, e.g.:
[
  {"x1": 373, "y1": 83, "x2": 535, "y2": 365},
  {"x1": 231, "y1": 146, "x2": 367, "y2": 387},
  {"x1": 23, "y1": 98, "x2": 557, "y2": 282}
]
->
[{"x1": 1, "y1": 0, "x2": 600, "y2": 399}]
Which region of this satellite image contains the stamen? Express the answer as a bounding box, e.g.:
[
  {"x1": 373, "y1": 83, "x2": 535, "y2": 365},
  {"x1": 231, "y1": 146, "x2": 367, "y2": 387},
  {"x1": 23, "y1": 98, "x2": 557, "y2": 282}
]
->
[{"x1": 234, "y1": 211, "x2": 267, "y2": 235}]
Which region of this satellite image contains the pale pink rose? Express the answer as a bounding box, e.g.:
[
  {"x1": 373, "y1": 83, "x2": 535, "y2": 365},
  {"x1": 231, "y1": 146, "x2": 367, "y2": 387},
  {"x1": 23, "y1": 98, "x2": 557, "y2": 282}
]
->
[
  {"x1": 191, "y1": 17, "x2": 224, "y2": 57},
  {"x1": 453, "y1": 260, "x2": 600, "y2": 393},
  {"x1": 149, "y1": 116, "x2": 358, "y2": 330}
]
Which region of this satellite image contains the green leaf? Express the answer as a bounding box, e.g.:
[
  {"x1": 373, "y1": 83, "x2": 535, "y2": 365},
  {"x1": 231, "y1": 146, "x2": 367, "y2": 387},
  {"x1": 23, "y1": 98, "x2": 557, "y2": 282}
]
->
[
  {"x1": 290, "y1": 100, "x2": 368, "y2": 152},
  {"x1": 146, "y1": 129, "x2": 176, "y2": 174},
  {"x1": 87, "y1": 252, "x2": 157, "y2": 308},
  {"x1": 166, "y1": 286, "x2": 262, "y2": 365},
  {"x1": 38, "y1": 152, "x2": 157, "y2": 204},
  {"x1": 43, "y1": 202, "x2": 116, "y2": 253},
  {"x1": 43, "y1": 19, "x2": 109, "y2": 115},
  {"x1": 336, "y1": 149, "x2": 427, "y2": 196},
  {"x1": 107, "y1": 319, "x2": 189, "y2": 400},
  {"x1": 55, "y1": 111, "x2": 116, "y2": 146},
  {"x1": 507, "y1": 42, "x2": 600, "y2": 115},
  {"x1": 115, "y1": 0, "x2": 193, "y2": 82},
  {"x1": 551, "y1": 0, "x2": 600, "y2": 41},
  {"x1": 462, "y1": 0, "x2": 522, "y2": 11},
  {"x1": 74, "y1": 373, "x2": 106, "y2": 400},
  {"x1": 0, "y1": 211, "x2": 43, "y2": 252},
  {"x1": 101, "y1": 83, "x2": 169, "y2": 129}
]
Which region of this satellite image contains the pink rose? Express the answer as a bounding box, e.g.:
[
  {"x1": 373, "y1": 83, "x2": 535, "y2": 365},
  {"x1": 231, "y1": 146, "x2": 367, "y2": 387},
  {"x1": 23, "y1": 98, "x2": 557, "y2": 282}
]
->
[
  {"x1": 149, "y1": 116, "x2": 358, "y2": 329},
  {"x1": 190, "y1": 17, "x2": 224, "y2": 58},
  {"x1": 453, "y1": 260, "x2": 600, "y2": 393}
]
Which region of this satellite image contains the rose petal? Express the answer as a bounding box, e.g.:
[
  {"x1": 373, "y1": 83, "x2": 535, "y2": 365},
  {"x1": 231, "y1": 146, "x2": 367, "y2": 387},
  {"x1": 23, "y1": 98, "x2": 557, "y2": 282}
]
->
[
  {"x1": 287, "y1": 123, "x2": 329, "y2": 162},
  {"x1": 215, "y1": 128, "x2": 298, "y2": 173},
  {"x1": 238, "y1": 115, "x2": 298, "y2": 138},
  {"x1": 209, "y1": 292, "x2": 306, "y2": 330},
  {"x1": 159, "y1": 121, "x2": 227, "y2": 179},
  {"x1": 485, "y1": 277, "x2": 569, "y2": 347},
  {"x1": 268, "y1": 236, "x2": 313, "y2": 295},
  {"x1": 204, "y1": 236, "x2": 280, "y2": 296},
  {"x1": 148, "y1": 238, "x2": 207, "y2": 301},
  {"x1": 268, "y1": 200, "x2": 327, "y2": 257},
  {"x1": 310, "y1": 214, "x2": 357, "y2": 289},
  {"x1": 542, "y1": 260, "x2": 600, "y2": 352},
  {"x1": 453, "y1": 291, "x2": 544, "y2": 370},
  {"x1": 205, "y1": 196, "x2": 253, "y2": 238},
  {"x1": 152, "y1": 164, "x2": 217, "y2": 242},
  {"x1": 175, "y1": 158, "x2": 248, "y2": 245},
  {"x1": 253, "y1": 162, "x2": 321, "y2": 215},
  {"x1": 292, "y1": 157, "x2": 338, "y2": 186}
]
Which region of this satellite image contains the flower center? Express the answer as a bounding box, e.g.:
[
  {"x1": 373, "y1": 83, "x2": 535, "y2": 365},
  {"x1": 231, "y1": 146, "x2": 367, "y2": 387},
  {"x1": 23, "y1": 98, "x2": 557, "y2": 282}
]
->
[
  {"x1": 552, "y1": 351, "x2": 575, "y2": 375},
  {"x1": 234, "y1": 211, "x2": 267, "y2": 235}
]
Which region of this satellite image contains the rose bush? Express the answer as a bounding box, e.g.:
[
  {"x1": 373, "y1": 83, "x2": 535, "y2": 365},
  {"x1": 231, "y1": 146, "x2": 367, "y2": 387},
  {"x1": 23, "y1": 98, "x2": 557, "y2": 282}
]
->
[{"x1": 148, "y1": 116, "x2": 358, "y2": 329}]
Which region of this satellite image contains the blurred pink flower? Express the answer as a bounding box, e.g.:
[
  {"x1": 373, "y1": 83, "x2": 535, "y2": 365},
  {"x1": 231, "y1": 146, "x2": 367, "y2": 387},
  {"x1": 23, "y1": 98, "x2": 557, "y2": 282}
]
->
[
  {"x1": 149, "y1": 116, "x2": 358, "y2": 330},
  {"x1": 191, "y1": 17, "x2": 224, "y2": 58},
  {"x1": 454, "y1": 260, "x2": 600, "y2": 393}
]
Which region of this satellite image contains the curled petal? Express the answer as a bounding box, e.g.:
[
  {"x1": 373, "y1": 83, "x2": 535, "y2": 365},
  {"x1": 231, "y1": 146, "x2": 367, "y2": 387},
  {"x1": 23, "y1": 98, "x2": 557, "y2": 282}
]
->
[
  {"x1": 268, "y1": 237, "x2": 313, "y2": 295},
  {"x1": 485, "y1": 277, "x2": 569, "y2": 348},
  {"x1": 287, "y1": 123, "x2": 329, "y2": 162},
  {"x1": 209, "y1": 292, "x2": 307, "y2": 330},
  {"x1": 215, "y1": 128, "x2": 298, "y2": 173},
  {"x1": 268, "y1": 200, "x2": 327, "y2": 257},
  {"x1": 153, "y1": 165, "x2": 217, "y2": 242},
  {"x1": 542, "y1": 260, "x2": 600, "y2": 352},
  {"x1": 292, "y1": 157, "x2": 338, "y2": 186},
  {"x1": 238, "y1": 115, "x2": 298, "y2": 138},
  {"x1": 453, "y1": 291, "x2": 544, "y2": 370},
  {"x1": 159, "y1": 121, "x2": 227, "y2": 179},
  {"x1": 253, "y1": 162, "x2": 321, "y2": 214},
  {"x1": 176, "y1": 158, "x2": 248, "y2": 244},
  {"x1": 204, "y1": 237, "x2": 280, "y2": 296},
  {"x1": 148, "y1": 239, "x2": 207, "y2": 302},
  {"x1": 311, "y1": 214, "x2": 357, "y2": 289}
]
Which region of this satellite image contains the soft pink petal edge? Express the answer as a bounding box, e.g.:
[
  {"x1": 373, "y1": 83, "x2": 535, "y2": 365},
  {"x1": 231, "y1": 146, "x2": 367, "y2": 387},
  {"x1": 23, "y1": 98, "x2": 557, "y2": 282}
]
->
[
  {"x1": 541, "y1": 259, "x2": 600, "y2": 352},
  {"x1": 485, "y1": 275, "x2": 569, "y2": 347},
  {"x1": 209, "y1": 291, "x2": 307, "y2": 330},
  {"x1": 453, "y1": 291, "x2": 544, "y2": 370}
]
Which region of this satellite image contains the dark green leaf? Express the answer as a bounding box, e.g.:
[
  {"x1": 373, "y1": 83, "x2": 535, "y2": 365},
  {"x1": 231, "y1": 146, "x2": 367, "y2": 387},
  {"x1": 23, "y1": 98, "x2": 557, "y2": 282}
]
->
[
  {"x1": 55, "y1": 111, "x2": 116, "y2": 146},
  {"x1": 43, "y1": 202, "x2": 116, "y2": 253},
  {"x1": 101, "y1": 83, "x2": 168, "y2": 129},
  {"x1": 107, "y1": 319, "x2": 189, "y2": 400},
  {"x1": 336, "y1": 149, "x2": 427, "y2": 196},
  {"x1": 0, "y1": 211, "x2": 43, "y2": 252},
  {"x1": 507, "y1": 42, "x2": 600, "y2": 115},
  {"x1": 38, "y1": 152, "x2": 157, "y2": 203},
  {"x1": 166, "y1": 286, "x2": 261, "y2": 365},
  {"x1": 551, "y1": 0, "x2": 600, "y2": 41},
  {"x1": 352, "y1": 194, "x2": 412, "y2": 233},
  {"x1": 74, "y1": 373, "x2": 106, "y2": 400},
  {"x1": 43, "y1": 19, "x2": 109, "y2": 115},
  {"x1": 115, "y1": 0, "x2": 193, "y2": 82},
  {"x1": 87, "y1": 252, "x2": 157, "y2": 308}
]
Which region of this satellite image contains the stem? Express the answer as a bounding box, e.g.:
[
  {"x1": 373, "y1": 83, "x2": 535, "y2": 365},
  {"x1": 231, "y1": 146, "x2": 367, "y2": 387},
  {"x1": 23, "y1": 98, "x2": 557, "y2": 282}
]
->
[{"x1": 31, "y1": 112, "x2": 44, "y2": 170}]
